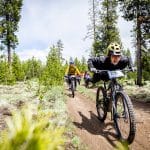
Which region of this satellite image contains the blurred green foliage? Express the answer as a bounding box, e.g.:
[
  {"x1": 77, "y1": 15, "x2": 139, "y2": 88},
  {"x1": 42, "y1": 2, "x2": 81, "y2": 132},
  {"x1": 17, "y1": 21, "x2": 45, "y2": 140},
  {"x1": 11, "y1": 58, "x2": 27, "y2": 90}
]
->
[{"x1": 0, "y1": 106, "x2": 65, "y2": 150}]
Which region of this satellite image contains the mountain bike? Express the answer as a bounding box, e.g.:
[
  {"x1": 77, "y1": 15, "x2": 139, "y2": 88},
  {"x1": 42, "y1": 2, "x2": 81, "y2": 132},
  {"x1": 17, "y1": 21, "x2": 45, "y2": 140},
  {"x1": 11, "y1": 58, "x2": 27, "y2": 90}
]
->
[
  {"x1": 95, "y1": 69, "x2": 136, "y2": 144},
  {"x1": 84, "y1": 74, "x2": 93, "y2": 88},
  {"x1": 64, "y1": 75, "x2": 77, "y2": 98},
  {"x1": 69, "y1": 75, "x2": 77, "y2": 98},
  {"x1": 76, "y1": 75, "x2": 81, "y2": 85}
]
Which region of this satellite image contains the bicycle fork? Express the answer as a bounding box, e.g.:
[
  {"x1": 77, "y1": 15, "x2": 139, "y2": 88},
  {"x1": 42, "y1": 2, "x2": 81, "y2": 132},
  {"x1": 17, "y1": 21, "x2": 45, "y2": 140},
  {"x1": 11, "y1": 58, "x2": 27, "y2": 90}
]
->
[{"x1": 111, "y1": 92, "x2": 117, "y2": 121}]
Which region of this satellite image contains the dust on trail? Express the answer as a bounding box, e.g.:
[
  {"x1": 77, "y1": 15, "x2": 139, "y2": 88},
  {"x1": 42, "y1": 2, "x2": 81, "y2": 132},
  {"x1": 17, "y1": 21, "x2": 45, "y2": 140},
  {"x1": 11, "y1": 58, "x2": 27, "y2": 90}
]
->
[{"x1": 66, "y1": 88, "x2": 150, "y2": 150}]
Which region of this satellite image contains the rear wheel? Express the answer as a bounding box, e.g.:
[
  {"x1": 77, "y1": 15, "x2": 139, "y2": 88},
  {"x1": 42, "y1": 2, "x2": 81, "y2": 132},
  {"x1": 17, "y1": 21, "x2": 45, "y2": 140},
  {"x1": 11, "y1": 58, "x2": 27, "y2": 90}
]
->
[
  {"x1": 96, "y1": 87, "x2": 107, "y2": 122},
  {"x1": 71, "y1": 80, "x2": 75, "y2": 98},
  {"x1": 85, "y1": 79, "x2": 93, "y2": 88},
  {"x1": 87, "y1": 81, "x2": 93, "y2": 88},
  {"x1": 114, "y1": 91, "x2": 136, "y2": 144}
]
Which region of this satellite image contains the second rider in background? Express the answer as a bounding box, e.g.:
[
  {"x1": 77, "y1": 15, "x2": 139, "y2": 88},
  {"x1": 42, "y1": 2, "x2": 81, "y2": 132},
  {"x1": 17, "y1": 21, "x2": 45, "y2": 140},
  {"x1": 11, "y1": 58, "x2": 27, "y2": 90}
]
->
[{"x1": 65, "y1": 58, "x2": 81, "y2": 89}]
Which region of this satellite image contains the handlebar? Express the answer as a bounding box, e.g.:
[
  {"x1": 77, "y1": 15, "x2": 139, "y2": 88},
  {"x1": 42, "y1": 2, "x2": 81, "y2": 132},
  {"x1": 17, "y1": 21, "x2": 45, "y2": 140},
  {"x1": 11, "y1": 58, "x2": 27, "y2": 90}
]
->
[{"x1": 93, "y1": 68, "x2": 136, "y2": 73}]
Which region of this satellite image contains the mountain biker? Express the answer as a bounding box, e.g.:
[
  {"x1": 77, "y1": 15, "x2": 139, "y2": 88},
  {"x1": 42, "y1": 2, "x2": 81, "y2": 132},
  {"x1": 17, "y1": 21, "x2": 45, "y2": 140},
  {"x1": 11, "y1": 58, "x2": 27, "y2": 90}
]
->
[
  {"x1": 65, "y1": 58, "x2": 81, "y2": 89},
  {"x1": 84, "y1": 71, "x2": 90, "y2": 80},
  {"x1": 88, "y1": 42, "x2": 134, "y2": 83},
  {"x1": 83, "y1": 71, "x2": 92, "y2": 87}
]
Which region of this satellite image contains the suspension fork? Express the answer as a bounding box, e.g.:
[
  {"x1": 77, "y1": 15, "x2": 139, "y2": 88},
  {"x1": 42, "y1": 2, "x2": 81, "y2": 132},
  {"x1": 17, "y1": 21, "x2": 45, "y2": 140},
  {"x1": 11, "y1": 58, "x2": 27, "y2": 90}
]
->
[
  {"x1": 110, "y1": 81, "x2": 118, "y2": 120},
  {"x1": 111, "y1": 79, "x2": 122, "y2": 121},
  {"x1": 112, "y1": 91, "x2": 117, "y2": 120}
]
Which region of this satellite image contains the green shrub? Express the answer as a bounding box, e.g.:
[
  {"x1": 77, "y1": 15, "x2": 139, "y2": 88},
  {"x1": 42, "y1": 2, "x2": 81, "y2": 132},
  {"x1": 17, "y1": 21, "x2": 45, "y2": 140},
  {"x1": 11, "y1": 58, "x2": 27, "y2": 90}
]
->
[
  {"x1": 127, "y1": 72, "x2": 136, "y2": 80},
  {"x1": 143, "y1": 71, "x2": 150, "y2": 81},
  {"x1": 0, "y1": 61, "x2": 16, "y2": 85},
  {"x1": 0, "y1": 106, "x2": 65, "y2": 150},
  {"x1": 71, "y1": 136, "x2": 80, "y2": 148}
]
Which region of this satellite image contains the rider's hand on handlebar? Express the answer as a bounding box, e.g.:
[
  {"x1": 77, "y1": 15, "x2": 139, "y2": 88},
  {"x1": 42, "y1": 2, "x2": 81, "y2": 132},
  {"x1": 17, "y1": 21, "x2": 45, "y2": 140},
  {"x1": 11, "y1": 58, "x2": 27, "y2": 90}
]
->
[{"x1": 90, "y1": 68, "x2": 97, "y2": 73}]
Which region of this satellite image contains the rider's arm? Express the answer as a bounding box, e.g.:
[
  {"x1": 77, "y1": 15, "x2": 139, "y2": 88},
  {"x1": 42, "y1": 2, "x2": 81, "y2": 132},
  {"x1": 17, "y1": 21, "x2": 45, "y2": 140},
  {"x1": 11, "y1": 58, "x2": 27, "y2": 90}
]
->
[
  {"x1": 120, "y1": 56, "x2": 134, "y2": 71},
  {"x1": 87, "y1": 57, "x2": 103, "y2": 71},
  {"x1": 75, "y1": 67, "x2": 81, "y2": 75}
]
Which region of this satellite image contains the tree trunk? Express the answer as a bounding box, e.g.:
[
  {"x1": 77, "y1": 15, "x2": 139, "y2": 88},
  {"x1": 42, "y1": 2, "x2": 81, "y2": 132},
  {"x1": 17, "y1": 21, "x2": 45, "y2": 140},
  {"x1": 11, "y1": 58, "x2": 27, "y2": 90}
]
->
[
  {"x1": 92, "y1": 0, "x2": 96, "y2": 56},
  {"x1": 7, "y1": 42, "x2": 11, "y2": 65},
  {"x1": 6, "y1": 14, "x2": 11, "y2": 66},
  {"x1": 136, "y1": 18, "x2": 142, "y2": 86},
  {"x1": 106, "y1": 0, "x2": 109, "y2": 47}
]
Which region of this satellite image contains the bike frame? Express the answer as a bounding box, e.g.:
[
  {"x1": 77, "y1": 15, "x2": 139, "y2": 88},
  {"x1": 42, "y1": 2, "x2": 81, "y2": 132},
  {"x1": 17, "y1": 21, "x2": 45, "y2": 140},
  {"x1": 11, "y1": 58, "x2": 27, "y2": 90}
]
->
[
  {"x1": 70, "y1": 75, "x2": 77, "y2": 87},
  {"x1": 103, "y1": 77, "x2": 123, "y2": 120}
]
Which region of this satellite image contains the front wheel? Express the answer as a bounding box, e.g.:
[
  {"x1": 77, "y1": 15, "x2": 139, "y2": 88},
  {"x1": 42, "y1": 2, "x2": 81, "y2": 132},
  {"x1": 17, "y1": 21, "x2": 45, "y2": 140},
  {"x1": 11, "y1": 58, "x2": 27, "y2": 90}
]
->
[
  {"x1": 71, "y1": 80, "x2": 75, "y2": 98},
  {"x1": 96, "y1": 87, "x2": 107, "y2": 122},
  {"x1": 114, "y1": 91, "x2": 136, "y2": 144}
]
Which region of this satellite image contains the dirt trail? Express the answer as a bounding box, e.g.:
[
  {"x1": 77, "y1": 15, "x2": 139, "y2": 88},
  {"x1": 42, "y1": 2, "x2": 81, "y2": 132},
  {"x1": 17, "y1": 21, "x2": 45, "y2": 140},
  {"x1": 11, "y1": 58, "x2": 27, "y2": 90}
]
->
[{"x1": 66, "y1": 88, "x2": 150, "y2": 150}]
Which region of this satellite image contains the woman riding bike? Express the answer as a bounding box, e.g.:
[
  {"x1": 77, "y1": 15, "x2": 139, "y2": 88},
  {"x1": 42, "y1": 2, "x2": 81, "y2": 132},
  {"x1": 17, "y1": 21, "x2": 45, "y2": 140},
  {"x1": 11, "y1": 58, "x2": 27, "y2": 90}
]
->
[
  {"x1": 65, "y1": 58, "x2": 81, "y2": 89},
  {"x1": 88, "y1": 42, "x2": 136, "y2": 144},
  {"x1": 88, "y1": 42, "x2": 134, "y2": 82}
]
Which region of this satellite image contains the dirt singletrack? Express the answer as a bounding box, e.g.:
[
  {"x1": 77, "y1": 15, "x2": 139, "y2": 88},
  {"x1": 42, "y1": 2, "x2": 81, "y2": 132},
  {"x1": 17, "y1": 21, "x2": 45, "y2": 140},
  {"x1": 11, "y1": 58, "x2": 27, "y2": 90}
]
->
[{"x1": 66, "y1": 88, "x2": 150, "y2": 150}]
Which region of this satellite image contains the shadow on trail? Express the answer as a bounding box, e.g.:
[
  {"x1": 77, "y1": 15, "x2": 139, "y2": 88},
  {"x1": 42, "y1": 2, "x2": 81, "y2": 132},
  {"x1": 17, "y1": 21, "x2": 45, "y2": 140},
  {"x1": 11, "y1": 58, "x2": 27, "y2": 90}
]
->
[{"x1": 73, "y1": 111, "x2": 129, "y2": 148}]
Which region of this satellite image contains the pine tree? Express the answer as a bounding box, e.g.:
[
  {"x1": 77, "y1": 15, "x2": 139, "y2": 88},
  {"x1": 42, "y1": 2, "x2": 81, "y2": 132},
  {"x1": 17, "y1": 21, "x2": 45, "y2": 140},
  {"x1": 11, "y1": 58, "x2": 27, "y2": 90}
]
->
[
  {"x1": 0, "y1": 0, "x2": 23, "y2": 65},
  {"x1": 86, "y1": 0, "x2": 100, "y2": 56},
  {"x1": 0, "y1": 57, "x2": 15, "y2": 84},
  {"x1": 122, "y1": 48, "x2": 131, "y2": 57},
  {"x1": 119, "y1": 0, "x2": 150, "y2": 85},
  {"x1": 22, "y1": 57, "x2": 42, "y2": 80},
  {"x1": 0, "y1": 58, "x2": 7, "y2": 83},
  {"x1": 142, "y1": 53, "x2": 150, "y2": 81},
  {"x1": 56, "y1": 39, "x2": 64, "y2": 61},
  {"x1": 80, "y1": 56, "x2": 87, "y2": 72},
  {"x1": 42, "y1": 45, "x2": 64, "y2": 86},
  {"x1": 74, "y1": 57, "x2": 81, "y2": 69},
  {"x1": 97, "y1": 0, "x2": 122, "y2": 56},
  {"x1": 12, "y1": 52, "x2": 24, "y2": 81}
]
